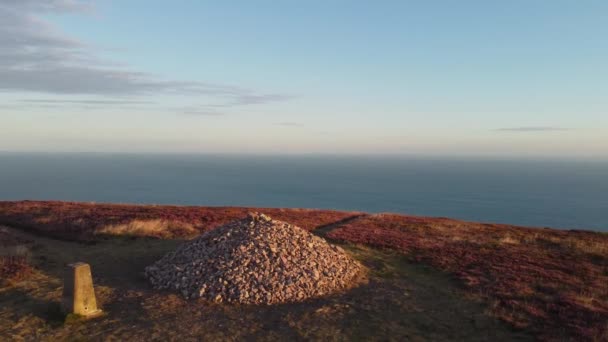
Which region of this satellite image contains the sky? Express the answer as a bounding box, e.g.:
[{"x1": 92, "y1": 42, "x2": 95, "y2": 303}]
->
[{"x1": 1, "y1": 0, "x2": 607, "y2": 157}]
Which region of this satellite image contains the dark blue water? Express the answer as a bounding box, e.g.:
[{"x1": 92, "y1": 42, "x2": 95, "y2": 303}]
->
[{"x1": 0, "y1": 153, "x2": 607, "y2": 231}]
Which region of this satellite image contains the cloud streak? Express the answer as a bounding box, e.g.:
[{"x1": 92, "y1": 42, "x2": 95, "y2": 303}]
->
[
  {"x1": 179, "y1": 106, "x2": 226, "y2": 116},
  {"x1": 275, "y1": 122, "x2": 304, "y2": 127},
  {"x1": 20, "y1": 99, "x2": 155, "y2": 105},
  {"x1": 494, "y1": 126, "x2": 570, "y2": 132},
  {"x1": 0, "y1": 1, "x2": 289, "y2": 107},
  {"x1": 2, "y1": 0, "x2": 92, "y2": 13}
]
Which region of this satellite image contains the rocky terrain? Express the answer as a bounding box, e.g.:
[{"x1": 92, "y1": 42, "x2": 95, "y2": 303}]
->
[{"x1": 145, "y1": 213, "x2": 364, "y2": 304}]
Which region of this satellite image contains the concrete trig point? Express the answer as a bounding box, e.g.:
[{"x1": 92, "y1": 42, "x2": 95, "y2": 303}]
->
[{"x1": 62, "y1": 262, "x2": 102, "y2": 317}]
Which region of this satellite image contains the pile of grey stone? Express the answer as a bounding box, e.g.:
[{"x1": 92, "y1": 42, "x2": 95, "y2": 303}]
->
[{"x1": 145, "y1": 213, "x2": 364, "y2": 304}]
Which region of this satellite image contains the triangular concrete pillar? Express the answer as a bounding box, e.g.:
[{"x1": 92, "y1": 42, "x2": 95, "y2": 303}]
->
[{"x1": 62, "y1": 262, "x2": 102, "y2": 317}]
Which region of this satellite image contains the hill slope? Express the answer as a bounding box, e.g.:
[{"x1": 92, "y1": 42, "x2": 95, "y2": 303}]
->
[{"x1": 0, "y1": 200, "x2": 606, "y2": 340}]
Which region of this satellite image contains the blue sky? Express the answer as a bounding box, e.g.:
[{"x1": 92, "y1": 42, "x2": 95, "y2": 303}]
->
[{"x1": 1, "y1": 0, "x2": 607, "y2": 156}]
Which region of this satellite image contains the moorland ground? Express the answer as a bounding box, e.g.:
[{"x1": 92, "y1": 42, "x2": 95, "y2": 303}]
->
[{"x1": 0, "y1": 201, "x2": 607, "y2": 341}]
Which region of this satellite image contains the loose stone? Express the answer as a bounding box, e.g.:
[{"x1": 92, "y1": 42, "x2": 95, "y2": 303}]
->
[{"x1": 145, "y1": 213, "x2": 364, "y2": 305}]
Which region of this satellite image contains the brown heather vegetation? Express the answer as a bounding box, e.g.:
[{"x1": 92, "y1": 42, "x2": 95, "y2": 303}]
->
[
  {"x1": 1, "y1": 202, "x2": 528, "y2": 341},
  {"x1": 0, "y1": 201, "x2": 606, "y2": 340},
  {"x1": 0, "y1": 227, "x2": 33, "y2": 283},
  {"x1": 0, "y1": 201, "x2": 359, "y2": 240},
  {"x1": 327, "y1": 214, "x2": 608, "y2": 341},
  {"x1": 0, "y1": 256, "x2": 31, "y2": 284}
]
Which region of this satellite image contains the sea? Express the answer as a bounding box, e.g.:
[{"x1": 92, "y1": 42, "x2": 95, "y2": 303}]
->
[{"x1": 0, "y1": 153, "x2": 606, "y2": 232}]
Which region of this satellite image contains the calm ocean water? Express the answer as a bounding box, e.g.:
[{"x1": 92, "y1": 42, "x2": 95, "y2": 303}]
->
[{"x1": 0, "y1": 153, "x2": 607, "y2": 232}]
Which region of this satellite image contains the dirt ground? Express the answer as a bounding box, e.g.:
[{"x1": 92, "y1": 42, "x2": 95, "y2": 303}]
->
[{"x1": 0, "y1": 225, "x2": 532, "y2": 341}]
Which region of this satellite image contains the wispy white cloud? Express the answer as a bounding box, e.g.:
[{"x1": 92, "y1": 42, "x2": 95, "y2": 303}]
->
[
  {"x1": 494, "y1": 126, "x2": 570, "y2": 132},
  {"x1": 229, "y1": 94, "x2": 294, "y2": 106},
  {"x1": 0, "y1": 0, "x2": 289, "y2": 107},
  {"x1": 20, "y1": 99, "x2": 155, "y2": 105},
  {"x1": 179, "y1": 107, "x2": 226, "y2": 116},
  {"x1": 275, "y1": 122, "x2": 304, "y2": 127},
  {"x1": 2, "y1": 0, "x2": 93, "y2": 13}
]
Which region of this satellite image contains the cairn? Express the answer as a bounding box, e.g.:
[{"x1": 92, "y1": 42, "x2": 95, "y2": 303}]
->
[{"x1": 145, "y1": 213, "x2": 364, "y2": 304}]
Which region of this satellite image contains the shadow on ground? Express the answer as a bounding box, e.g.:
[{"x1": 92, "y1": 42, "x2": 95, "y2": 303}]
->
[{"x1": 0, "y1": 226, "x2": 533, "y2": 341}]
